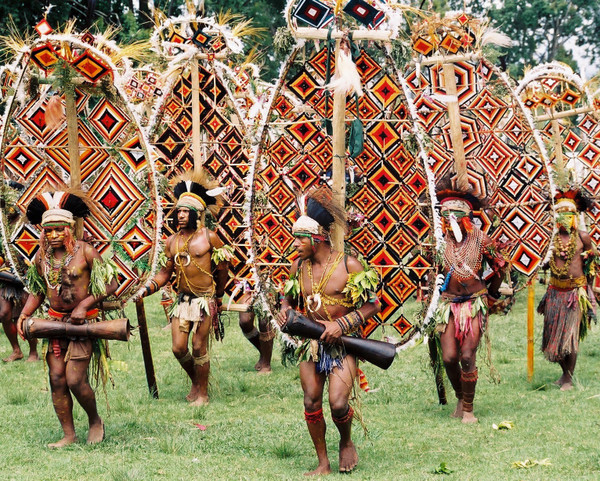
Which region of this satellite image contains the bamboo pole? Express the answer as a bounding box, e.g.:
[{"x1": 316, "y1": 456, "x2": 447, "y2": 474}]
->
[
  {"x1": 330, "y1": 38, "x2": 346, "y2": 252},
  {"x1": 551, "y1": 117, "x2": 565, "y2": 169},
  {"x1": 64, "y1": 85, "x2": 83, "y2": 238},
  {"x1": 527, "y1": 278, "x2": 535, "y2": 382},
  {"x1": 135, "y1": 298, "x2": 159, "y2": 398},
  {"x1": 191, "y1": 57, "x2": 202, "y2": 173},
  {"x1": 535, "y1": 105, "x2": 593, "y2": 122},
  {"x1": 442, "y1": 63, "x2": 469, "y2": 191},
  {"x1": 293, "y1": 27, "x2": 391, "y2": 41}
]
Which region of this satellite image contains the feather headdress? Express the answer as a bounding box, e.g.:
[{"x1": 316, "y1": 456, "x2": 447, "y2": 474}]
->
[
  {"x1": 435, "y1": 172, "x2": 485, "y2": 212},
  {"x1": 292, "y1": 185, "x2": 347, "y2": 239},
  {"x1": 26, "y1": 185, "x2": 98, "y2": 226},
  {"x1": 172, "y1": 169, "x2": 225, "y2": 217}
]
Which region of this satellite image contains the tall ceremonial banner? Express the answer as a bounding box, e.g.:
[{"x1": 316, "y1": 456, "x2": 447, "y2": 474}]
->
[
  {"x1": 401, "y1": 11, "x2": 556, "y2": 283},
  {"x1": 248, "y1": 0, "x2": 441, "y2": 342},
  {"x1": 146, "y1": 8, "x2": 260, "y2": 293},
  {"x1": 517, "y1": 63, "x2": 600, "y2": 288},
  {"x1": 0, "y1": 25, "x2": 162, "y2": 298}
]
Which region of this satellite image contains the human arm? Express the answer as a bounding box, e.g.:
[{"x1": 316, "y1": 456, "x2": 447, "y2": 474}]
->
[
  {"x1": 131, "y1": 240, "x2": 176, "y2": 302},
  {"x1": 320, "y1": 256, "x2": 381, "y2": 344},
  {"x1": 277, "y1": 260, "x2": 300, "y2": 329},
  {"x1": 17, "y1": 254, "x2": 46, "y2": 338},
  {"x1": 580, "y1": 231, "x2": 599, "y2": 285},
  {"x1": 209, "y1": 230, "x2": 231, "y2": 310},
  {"x1": 70, "y1": 244, "x2": 119, "y2": 324},
  {"x1": 482, "y1": 235, "x2": 509, "y2": 306}
]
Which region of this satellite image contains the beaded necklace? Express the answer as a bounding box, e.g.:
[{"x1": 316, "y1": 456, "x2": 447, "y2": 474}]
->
[
  {"x1": 300, "y1": 252, "x2": 353, "y2": 321},
  {"x1": 44, "y1": 245, "x2": 79, "y2": 290},
  {"x1": 549, "y1": 229, "x2": 578, "y2": 277},
  {"x1": 443, "y1": 228, "x2": 484, "y2": 282}
]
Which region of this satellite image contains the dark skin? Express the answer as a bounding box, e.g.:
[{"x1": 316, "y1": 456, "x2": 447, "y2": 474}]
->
[
  {"x1": 1, "y1": 291, "x2": 38, "y2": 362},
  {"x1": 16, "y1": 225, "x2": 117, "y2": 448},
  {"x1": 238, "y1": 292, "x2": 273, "y2": 373},
  {"x1": 439, "y1": 210, "x2": 503, "y2": 424},
  {"x1": 134, "y1": 207, "x2": 229, "y2": 406},
  {"x1": 277, "y1": 236, "x2": 380, "y2": 475},
  {"x1": 543, "y1": 209, "x2": 594, "y2": 391}
]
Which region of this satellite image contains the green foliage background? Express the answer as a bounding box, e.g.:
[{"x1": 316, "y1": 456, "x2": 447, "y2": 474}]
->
[{"x1": 2, "y1": 1, "x2": 599, "y2": 80}]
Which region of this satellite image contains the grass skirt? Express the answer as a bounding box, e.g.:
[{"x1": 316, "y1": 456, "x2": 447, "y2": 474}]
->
[{"x1": 539, "y1": 287, "x2": 582, "y2": 362}]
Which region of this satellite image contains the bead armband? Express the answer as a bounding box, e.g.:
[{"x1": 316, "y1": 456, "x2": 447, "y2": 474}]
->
[
  {"x1": 335, "y1": 310, "x2": 364, "y2": 334},
  {"x1": 144, "y1": 279, "x2": 159, "y2": 296}
]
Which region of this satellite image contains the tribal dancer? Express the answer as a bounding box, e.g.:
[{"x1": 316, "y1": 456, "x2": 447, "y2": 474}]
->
[
  {"x1": 134, "y1": 170, "x2": 231, "y2": 406},
  {"x1": 277, "y1": 186, "x2": 380, "y2": 475},
  {"x1": 538, "y1": 187, "x2": 598, "y2": 391},
  {"x1": 433, "y1": 181, "x2": 506, "y2": 423},
  {"x1": 16, "y1": 188, "x2": 118, "y2": 447},
  {"x1": 1, "y1": 183, "x2": 38, "y2": 362},
  {"x1": 238, "y1": 290, "x2": 275, "y2": 374}
]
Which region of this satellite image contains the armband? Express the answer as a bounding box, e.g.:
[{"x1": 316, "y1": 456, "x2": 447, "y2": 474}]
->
[{"x1": 334, "y1": 311, "x2": 364, "y2": 334}]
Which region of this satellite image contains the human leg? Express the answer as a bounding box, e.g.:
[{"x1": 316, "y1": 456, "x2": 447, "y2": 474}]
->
[
  {"x1": 559, "y1": 352, "x2": 577, "y2": 391},
  {"x1": 189, "y1": 315, "x2": 212, "y2": 406},
  {"x1": 46, "y1": 348, "x2": 77, "y2": 447},
  {"x1": 299, "y1": 361, "x2": 330, "y2": 476},
  {"x1": 256, "y1": 313, "x2": 274, "y2": 373},
  {"x1": 440, "y1": 321, "x2": 463, "y2": 418},
  {"x1": 329, "y1": 355, "x2": 358, "y2": 472},
  {"x1": 171, "y1": 317, "x2": 197, "y2": 401},
  {"x1": 65, "y1": 351, "x2": 103, "y2": 444},
  {"x1": 459, "y1": 323, "x2": 482, "y2": 424},
  {"x1": 1, "y1": 298, "x2": 23, "y2": 362}
]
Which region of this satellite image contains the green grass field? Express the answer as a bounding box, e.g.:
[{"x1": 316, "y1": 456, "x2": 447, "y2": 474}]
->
[{"x1": 1, "y1": 285, "x2": 599, "y2": 481}]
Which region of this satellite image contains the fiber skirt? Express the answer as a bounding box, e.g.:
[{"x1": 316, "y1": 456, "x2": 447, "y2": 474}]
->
[{"x1": 539, "y1": 287, "x2": 580, "y2": 363}]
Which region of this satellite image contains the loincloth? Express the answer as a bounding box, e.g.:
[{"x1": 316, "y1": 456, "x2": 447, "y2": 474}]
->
[
  {"x1": 434, "y1": 289, "x2": 488, "y2": 345},
  {"x1": 539, "y1": 276, "x2": 595, "y2": 362},
  {"x1": 173, "y1": 293, "x2": 216, "y2": 334},
  {"x1": 47, "y1": 308, "x2": 99, "y2": 361}
]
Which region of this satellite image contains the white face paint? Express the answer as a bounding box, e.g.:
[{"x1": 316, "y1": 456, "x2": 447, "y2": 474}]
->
[{"x1": 449, "y1": 213, "x2": 463, "y2": 243}]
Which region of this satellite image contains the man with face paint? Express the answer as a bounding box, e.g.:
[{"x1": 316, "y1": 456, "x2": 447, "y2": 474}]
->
[
  {"x1": 433, "y1": 185, "x2": 506, "y2": 424},
  {"x1": 133, "y1": 170, "x2": 230, "y2": 406},
  {"x1": 277, "y1": 186, "x2": 381, "y2": 475},
  {"x1": 538, "y1": 189, "x2": 598, "y2": 391},
  {"x1": 16, "y1": 189, "x2": 119, "y2": 447}
]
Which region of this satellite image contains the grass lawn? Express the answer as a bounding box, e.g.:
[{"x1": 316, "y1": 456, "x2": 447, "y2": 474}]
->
[{"x1": 1, "y1": 284, "x2": 599, "y2": 481}]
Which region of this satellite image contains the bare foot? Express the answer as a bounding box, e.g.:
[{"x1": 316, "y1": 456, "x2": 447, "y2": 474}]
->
[
  {"x1": 560, "y1": 381, "x2": 573, "y2": 391},
  {"x1": 87, "y1": 420, "x2": 104, "y2": 444},
  {"x1": 304, "y1": 464, "x2": 331, "y2": 476},
  {"x1": 186, "y1": 384, "x2": 201, "y2": 402},
  {"x1": 554, "y1": 375, "x2": 566, "y2": 386},
  {"x1": 339, "y1": 441, "x2": 358, "y2": 472},
  {"x1": 451, "y1": 399, "x2": 463, "y2": 418},
  {"x1": 48, "y1": 435, "x2": 77, "y2": 449},
  {"x1": 189, "y1": 396, "x2": 209, "y2": 407},
  {"x1": 2, "y1": 351, "x2": 23, "y2": 362},
  {"x1": 461, "y1": 412, "x2": 478, "y2": 424},
  {"x1": 257, "y1": 365, "x2": 272, "y2": 375},
  {"x1": 26, "y1": 352, "x2": 40, "y2": 362}
]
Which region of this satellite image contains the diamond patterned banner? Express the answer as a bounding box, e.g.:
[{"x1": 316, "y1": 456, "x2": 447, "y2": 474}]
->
[
  {"x1": 249, "y1": 44, "x2": 435, "y2": 341},
  {"x1": 0, "y1": 36, "x2": 161, "y2": 300}
]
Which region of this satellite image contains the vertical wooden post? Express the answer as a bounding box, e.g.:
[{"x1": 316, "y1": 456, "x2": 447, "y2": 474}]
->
[
  {"x1": 64, "y1": 85, "x2": 83, "y2": 238},
  {"x1": 442, "y1": 63, "x2": 469, "y2": 191},
  {"x1": 527, "y1": 279, "x2": 535, "y2": 382},
  {"x1": 136, "y1": 298, "x2": 159, "y2": 398},
  {"x1": 550, "y1": 117, "x2": 565, "y2": 170},
  {"x1": 331, "y1": 39, "x2": 346, "y2": 252},
  {"x1": 191, "y1": 57, "x2": 203, "y2": 173}
]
